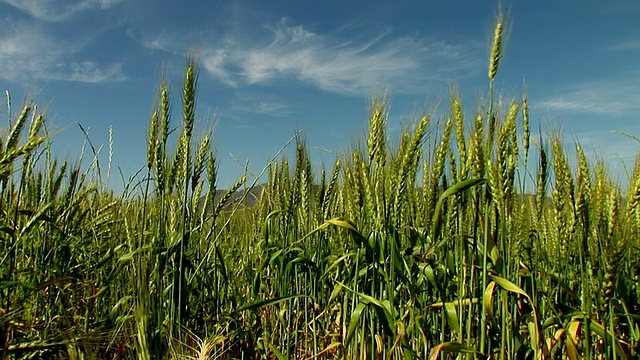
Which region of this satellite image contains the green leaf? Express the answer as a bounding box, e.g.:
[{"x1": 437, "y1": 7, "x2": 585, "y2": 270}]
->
[
  {"x1": 432, "y1": 178, "x2": 486, "y2": 240},
  {"x1": 93, "y1": 248, "x2": 114, "y2": 269},
  {"x1": 18, "y1": 202, "x2": 53, "y2": 237},
  {"x1": 110, "y1": 295, "x2": 134, "y2": 320},
  {"x1": 345, "y1": 302, "x2": 367, "y2": 348},
  {"x1": 483, "y1": 281, "x2": 497, "y2": 321},
  {"x1": 322, "y1": 252, "x2": 355, "y2": 279},
  {"x1": 117, "y1": 245, "x2": 152, "y2": 263},
  {"x1": 488, "y1": 274, "x2": 530, "y2": 300},
  {"x1": 583, "y1": 317, "x2": 629, "y2": 360},
  {"x1": 264, "y1": 340, "x2": 287, "y2": 360},
  {"x1": 305, "y1": 217, "x2": 367, "y2": 246},
  {"x1": 336, "y1": 281, "x2": 396, "y2": 335},
  {"x1": 489, "y1": 274, "x2": 543, "y2": 355},
  {"x1": 236, "y1": 294, "x2": 310, "y2": 312},
  {"x1": 328, "y1": 283, "x2": 343, "y2": 304},
  {"x1": 424, "y1": 264, "x2": 441, "y2": 294},
  {"x1": 262, "y1": 210, "x2": 288, "y2": 245},
  {"x1": 444, "y1": 302, "x2": 460, "y2": 337}
]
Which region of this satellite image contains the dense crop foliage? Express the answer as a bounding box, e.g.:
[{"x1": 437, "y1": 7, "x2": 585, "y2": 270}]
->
[{"x1": 1, "y1": 16, "x2": 639, "y2": 360}]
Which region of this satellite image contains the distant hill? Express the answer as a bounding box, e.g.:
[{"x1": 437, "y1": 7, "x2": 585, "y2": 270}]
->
[
  {"x1": 198, "y1": 183, "x2": 328, "y2": 214},
  {"x1": 199, "y1": 184, "x2": 545, "y2": 215},
  {"x1": 199, "y1": 183, "x2": 266, "y2": 213}
]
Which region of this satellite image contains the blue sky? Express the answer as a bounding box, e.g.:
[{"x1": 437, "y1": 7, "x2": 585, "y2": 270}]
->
[{"x1": 0, "y1": 0, "x2": 639, "y2": 190}]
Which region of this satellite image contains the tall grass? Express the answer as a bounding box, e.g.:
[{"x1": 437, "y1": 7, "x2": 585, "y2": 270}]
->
[{"x1": 1, "y1": 14, "x2": 639, "y2": 360}]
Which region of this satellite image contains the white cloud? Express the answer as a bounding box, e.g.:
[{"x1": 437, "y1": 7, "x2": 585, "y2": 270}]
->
[
  {"x1": 145, "y1": 18, "x2": 482, "y2": 96},
  {"x1": 537, "y1": 80, "x2": 640, "y2": 116},
  {"x1": 570, "y1": 130, "x2": 640, "y2": 184},
  {"x1": 234, "y1": 100, "x2": 291, "y2": 115},
  {"x1": 61, "y1": 61, "x2": 126, "y2": 83},
  {"x1": 608, "y1": 39, "x2": 640, "y2": 51},
  {"x1": 0, "y1": 21, "x2": 125, "y2": 83},
  {"x1": 201, "y1": 49, "x2": 236, "y2": 86},
  {"x1": 226, "y1": 89, "x2": 294, "y2": 118},
  {"x1": 0, "y1": 0, "x2": 123, "y2": 21}
]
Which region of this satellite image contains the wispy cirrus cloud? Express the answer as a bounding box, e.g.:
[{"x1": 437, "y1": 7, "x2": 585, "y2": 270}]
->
[
  {"x1": 537, "y1": 79, "x2": 640, "y2": 116},
  {"x1": 58, "y1": 61, "x2": 125, "y2": 83},
  {"x1": 570, "y1": 129, "x2": 640, "y2": 182},
  {"x1": 234, "y1": 100, "x2": 291, "y2": 115},
  {"x1": 144, "y1": 18, "x2": 483, "y2": 96},
  {"x1": 608, "y1": 39, "x2": 640, "y2": 51},
  {"x1": 0, "y1": 0, "x2": 123, "y2": 21},
  {"x1": 0, "y1": 20, "x2": 126, "y2": 83}
]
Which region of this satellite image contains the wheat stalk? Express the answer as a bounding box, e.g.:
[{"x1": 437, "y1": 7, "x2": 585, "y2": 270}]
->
[
  {"x1": 488, "y1": 11, "x2": 504, "y2": 83},
  {"x1": 451, "y1": 95, "x2": 466, "y2": 178}
]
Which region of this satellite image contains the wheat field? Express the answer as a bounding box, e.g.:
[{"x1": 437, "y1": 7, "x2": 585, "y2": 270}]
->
[{"x1": 0, "y1": 16, "x2": 638, "y2": 360}]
